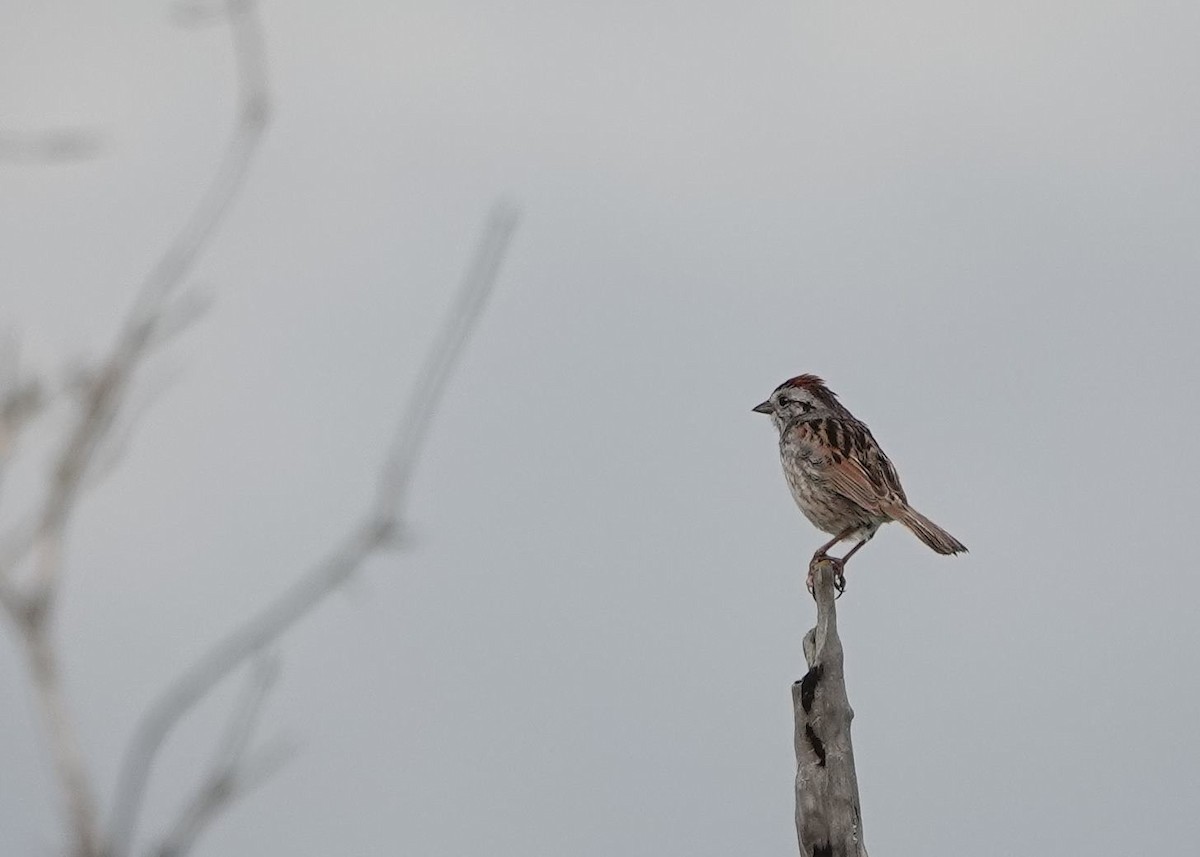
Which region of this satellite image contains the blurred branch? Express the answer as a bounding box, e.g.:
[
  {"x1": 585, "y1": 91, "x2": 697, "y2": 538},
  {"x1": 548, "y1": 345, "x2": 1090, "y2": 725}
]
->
[
  {"x1": 373, "y1": 200, "x2": 518, "y2": 519},
  {"x1": 0, "y1": 334, "x2": 45, "y2": 509},
  {"x1": 125, "y1": 0, "x2": 268, "y2": 329},
  {"x1": 150, "y1": 741, "x2": 292, "y2": 857},
  {"x1": 82, "y1": 365, "x2": 186, "y2": 492},
  {"x1": 0, "y1": 352, "x2": 41, "y2": 611},
  {"x1": 0, "y1": 2, "x2": 271, "y2": 856},
  {"x1": 20, "y1": 613, "x2": 99, "y2": 857},
  {"x1": 18, "y1": 0, "x2": 268, "y2": 596},
  {"x1": 793, "y1": 558, "x2": 869, "y2": 857},
  {"x1": 149, "y1": 656, "x2": 291, "y2": 857},
  {"x1": 105, "y1": 203, "x2": 519, "y2": 857},
  {"x1": 0, "y1": 128, "x2": 102, "y2": 163}
]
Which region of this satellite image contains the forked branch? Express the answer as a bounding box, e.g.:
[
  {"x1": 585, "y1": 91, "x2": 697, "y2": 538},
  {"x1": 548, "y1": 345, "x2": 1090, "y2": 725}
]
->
[
  {"x1": 150, "y1": 655, "x2": 291, "y2": 857},
  {"x1": 0, "y1": 4, "x2": 270, "y2": 857},
  {"x1": 107, "y1": 204, "x2": 519, "y2": 857}
]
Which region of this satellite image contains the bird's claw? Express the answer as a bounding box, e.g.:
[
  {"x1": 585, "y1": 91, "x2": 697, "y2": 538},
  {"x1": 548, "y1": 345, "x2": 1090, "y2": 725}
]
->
[{"x1": 807, "y1": 555, "x2": 846, "y2": 599}]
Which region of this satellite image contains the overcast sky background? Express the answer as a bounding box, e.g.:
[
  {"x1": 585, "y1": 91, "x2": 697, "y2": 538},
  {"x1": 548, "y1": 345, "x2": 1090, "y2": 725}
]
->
[{"x1": 2, "y1": 1, "x2": 1199, "y2": 854}]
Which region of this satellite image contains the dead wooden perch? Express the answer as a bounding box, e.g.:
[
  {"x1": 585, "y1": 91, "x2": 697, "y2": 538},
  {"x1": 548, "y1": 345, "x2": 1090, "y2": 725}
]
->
[{"x1": 792, "y1": 557, "x2": 869, "y2": 857}]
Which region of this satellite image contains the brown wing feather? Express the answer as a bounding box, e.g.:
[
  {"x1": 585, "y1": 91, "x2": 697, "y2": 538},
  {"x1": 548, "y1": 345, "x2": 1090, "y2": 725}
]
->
[{"x1": 792, "y1": 418, "x2": 908, "y2": 516}]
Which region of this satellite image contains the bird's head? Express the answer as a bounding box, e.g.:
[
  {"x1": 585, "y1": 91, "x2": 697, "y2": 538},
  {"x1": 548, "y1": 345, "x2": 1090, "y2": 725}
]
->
[{"x1": 753, "y1": 374, "x2": 843, "y2": 430}]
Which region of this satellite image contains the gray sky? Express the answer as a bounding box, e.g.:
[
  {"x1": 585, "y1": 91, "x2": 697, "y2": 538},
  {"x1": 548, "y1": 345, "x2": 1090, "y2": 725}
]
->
[{"x1": 3, "y1": 1, "x2": 1200, "y2": 854}]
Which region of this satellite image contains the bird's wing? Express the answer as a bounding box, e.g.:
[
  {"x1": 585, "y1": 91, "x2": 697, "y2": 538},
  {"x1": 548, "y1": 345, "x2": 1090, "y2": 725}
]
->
[{"x1": 792, "y1": 418, "x2": 908, "y2": 514}]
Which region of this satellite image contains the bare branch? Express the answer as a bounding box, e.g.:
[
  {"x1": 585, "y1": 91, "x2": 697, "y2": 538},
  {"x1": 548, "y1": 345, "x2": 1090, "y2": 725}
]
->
[
  {"x1": 0, "y1": 513, "x2": 39, "y2": 583},
  {"x1": 143, "y1": 287, "x2": 215, "y2": 352},
  {"x1": 20, "y1": 610, "x2": 103, "y2": 857},
  {"x1": 372, "y1": 200, "x2": 520, "y2": 522},
  {"x1": 149, "y1": 741, "x2": 294, "y2": 857},
  {"x1": 83, "y1": 366, "x2": 187, "y2": 492},
  {"x1": 793, "y1": 558, "x2": 869, "y2": 857},
  {"x1": 211, "y1": 657, "x2": 280, "y2": 770},
  {"x1": 0, "y1": 127, "x2": 102, "y2": 163},
  {"x1": 169, "y1": 1, "x2": 232, "y2": 29},
  {"x1": 0, "y1": 337, "x2": 45, "y2": 597},
  {"x1": 149, "y1": 656, "x2": 284, "y2": 857},
  {"x1": 105, "y1": 204, "x2": 520, "y2": 857},
  {"x1": 0, "y1": 333, "x2": 45, "y2": 506},
  {"x1": 0, "y1": 3, "x2": 272, "y2": 855},
  {"x1": 24, "y1": 0, "x2": 269, "y2": 598},
  {"x1": 123, "y1": 0, "x2": 268, "y2": 337}
]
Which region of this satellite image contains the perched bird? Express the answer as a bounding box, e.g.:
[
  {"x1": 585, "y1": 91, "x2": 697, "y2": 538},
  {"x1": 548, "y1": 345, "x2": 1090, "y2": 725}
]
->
[{"x1": 753, "y1": 374, "x2": 966, "y2": 591}]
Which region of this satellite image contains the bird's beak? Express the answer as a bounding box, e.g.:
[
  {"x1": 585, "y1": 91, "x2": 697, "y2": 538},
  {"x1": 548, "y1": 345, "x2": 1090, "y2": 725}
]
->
[{"x1": 752, "y1": 400, "x2": 774, "y2": 415}]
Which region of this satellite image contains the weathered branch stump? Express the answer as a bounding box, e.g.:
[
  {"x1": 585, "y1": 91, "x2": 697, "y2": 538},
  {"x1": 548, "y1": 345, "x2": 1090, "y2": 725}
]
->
[{"x1": 792, "y1": 557, "x2": 869, "y2": 857}]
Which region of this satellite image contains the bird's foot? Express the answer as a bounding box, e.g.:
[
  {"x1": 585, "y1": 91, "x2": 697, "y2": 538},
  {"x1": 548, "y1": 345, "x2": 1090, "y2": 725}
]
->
[{"x1": 807, "y1": 555, "x2": 846, "y2": 599}]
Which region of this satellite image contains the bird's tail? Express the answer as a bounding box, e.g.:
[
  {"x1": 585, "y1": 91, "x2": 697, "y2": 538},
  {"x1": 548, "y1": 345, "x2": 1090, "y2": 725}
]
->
[{"x1": 896, "y1": 507, "x2": 967, "y2": 555}]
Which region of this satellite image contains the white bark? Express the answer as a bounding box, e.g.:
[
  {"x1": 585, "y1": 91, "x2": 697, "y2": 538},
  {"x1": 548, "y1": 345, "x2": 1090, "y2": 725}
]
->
[{"x1": 793, "y1": 558, "x2": 869, "y2": 857}]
